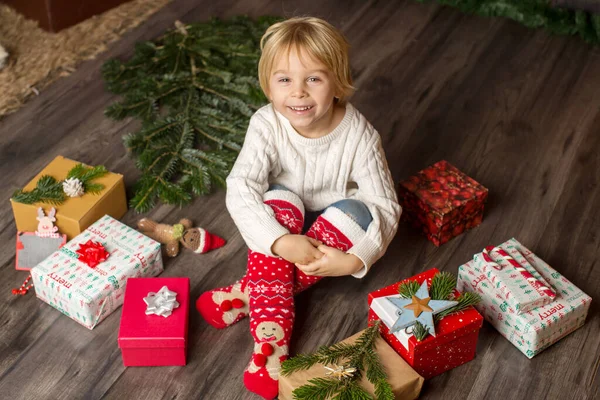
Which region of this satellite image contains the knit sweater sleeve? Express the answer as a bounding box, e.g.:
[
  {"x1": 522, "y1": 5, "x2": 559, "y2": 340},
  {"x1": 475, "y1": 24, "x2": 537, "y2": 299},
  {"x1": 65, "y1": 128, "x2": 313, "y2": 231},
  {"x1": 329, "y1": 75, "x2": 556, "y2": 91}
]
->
[
  {"x1": 348, "y1": 129, "x2": 402, "y2": 277},
  {"x1": 225, "y1": 114, "x2": 289, "y2": 256}
]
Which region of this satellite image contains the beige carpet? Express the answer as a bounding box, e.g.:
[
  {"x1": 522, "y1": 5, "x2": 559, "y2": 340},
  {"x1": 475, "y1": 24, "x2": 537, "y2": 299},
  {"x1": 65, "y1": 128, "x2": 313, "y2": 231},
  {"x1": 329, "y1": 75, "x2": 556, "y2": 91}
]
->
[{"x1": 0, "y1": 0, "x2": 171, "y2": 119}]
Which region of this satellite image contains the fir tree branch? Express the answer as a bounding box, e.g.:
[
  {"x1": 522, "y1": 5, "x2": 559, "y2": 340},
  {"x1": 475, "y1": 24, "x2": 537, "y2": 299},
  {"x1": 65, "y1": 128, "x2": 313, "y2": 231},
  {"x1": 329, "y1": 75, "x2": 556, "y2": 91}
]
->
[
  {"x1": 104, "y1": 16, "x2": 278, "y2": 212},
  {"x1": 398, "y1": 280, "x2": 421, "y2": 298},
  {"x1": 411, "y1": 321, "x2": 430, "y2": 342},
  {"x1": 415, "y1": 0, "x2": 600, "y2": 45},
  {"x1": 435, "y1": 292, "x2": 481, "y2": 321},
  {"x1": 12, "y1": 164, "x2": 107, "y2": 205},
  {"x1": 430, "y1": 271, "x2": 457, "y2": 300}
]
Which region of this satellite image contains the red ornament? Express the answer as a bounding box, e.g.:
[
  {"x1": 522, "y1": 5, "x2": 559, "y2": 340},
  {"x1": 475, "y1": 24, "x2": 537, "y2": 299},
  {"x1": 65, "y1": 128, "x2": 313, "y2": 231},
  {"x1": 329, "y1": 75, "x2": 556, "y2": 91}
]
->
[{"x1": 76, "y1": 240, "x2": 109, "y2": 268}]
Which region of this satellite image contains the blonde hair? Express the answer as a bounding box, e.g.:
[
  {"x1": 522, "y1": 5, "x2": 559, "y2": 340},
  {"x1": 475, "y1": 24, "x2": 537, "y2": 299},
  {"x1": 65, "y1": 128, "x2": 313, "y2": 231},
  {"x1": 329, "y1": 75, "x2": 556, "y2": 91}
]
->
[{"x1": 258, "y1": 17, "x2": 354, "y2": 103}]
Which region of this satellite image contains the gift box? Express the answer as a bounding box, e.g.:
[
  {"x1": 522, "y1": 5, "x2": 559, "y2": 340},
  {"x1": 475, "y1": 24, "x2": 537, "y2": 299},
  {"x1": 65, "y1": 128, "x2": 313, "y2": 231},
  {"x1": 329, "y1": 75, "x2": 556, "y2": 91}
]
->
[
  {"x1": 279, "y1": 329, "x2": 424, "y2": 400},
  {"x1": 118, "y1": 277, "x2": 189, "y2": 367},
  {"x1": 31, "y1": 215, "x2": 164, "y2": 329},
  {"x1": 398, "y1": 160, "x2": 488, "y2": 246},
  {"x1": 368, "y1": 269, "x2": 483, "y2": 379},
  {"x1": 457, "y1": 238, "x2": 592, "y2": 359},
  {"x1": 10, "y1": 156, "x2": 127, "y2": 239}
]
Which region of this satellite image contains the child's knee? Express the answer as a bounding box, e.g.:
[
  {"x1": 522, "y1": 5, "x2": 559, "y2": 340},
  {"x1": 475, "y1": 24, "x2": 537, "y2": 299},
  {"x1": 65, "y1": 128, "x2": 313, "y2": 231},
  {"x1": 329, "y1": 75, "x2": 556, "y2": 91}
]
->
[{"x1": 329, "y1": 199, "x2": 372, "y2": 230}]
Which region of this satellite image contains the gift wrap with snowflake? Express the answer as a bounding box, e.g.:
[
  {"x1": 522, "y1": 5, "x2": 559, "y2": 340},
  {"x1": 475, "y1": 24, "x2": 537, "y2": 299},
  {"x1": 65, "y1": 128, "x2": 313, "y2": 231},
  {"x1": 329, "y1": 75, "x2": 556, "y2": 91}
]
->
[
  {"x1": 31, "y1": 215, "x2": 163, "y2": 329},
  {"x1": 368, "y1": 269, "x2": 483, "y2": 379},
  {"x1": 398, "y1": 160, "x2": 488, "y2": 246},
  {"x1": 10, "y1": 156, "x2": 127, "y2": 239},
  {"x1": 457, "y1": 238, "x2": 592, "y2": 359}
]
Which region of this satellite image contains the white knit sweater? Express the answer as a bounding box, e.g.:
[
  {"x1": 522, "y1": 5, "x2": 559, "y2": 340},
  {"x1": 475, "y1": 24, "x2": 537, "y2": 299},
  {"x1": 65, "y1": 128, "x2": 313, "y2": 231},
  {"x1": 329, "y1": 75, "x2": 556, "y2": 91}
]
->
[{"x1": 226, "y1": 102, "x2": 401, "y2": 276}]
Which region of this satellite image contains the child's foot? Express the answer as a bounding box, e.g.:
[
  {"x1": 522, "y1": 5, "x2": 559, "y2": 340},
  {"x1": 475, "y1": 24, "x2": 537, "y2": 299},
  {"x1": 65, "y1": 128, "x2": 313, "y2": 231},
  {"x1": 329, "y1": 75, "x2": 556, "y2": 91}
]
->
[
  {"x1": 243, "y1": 320, "x2": 289, "y2": 400},
  {"x1": 196, "y1": 278, "x2": 249, "y2": 329}
]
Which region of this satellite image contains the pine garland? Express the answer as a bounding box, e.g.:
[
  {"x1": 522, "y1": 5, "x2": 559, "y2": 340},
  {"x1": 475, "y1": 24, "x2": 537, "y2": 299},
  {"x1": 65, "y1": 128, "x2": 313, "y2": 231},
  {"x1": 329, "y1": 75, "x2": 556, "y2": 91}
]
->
[
  {"x1": 103, "y1": 16, "x2": 278, "y2": 212},
  {"x1": 281, "y1": 321, "x2": 394, "y2": 400},
  {"x1": 12, "y1": 164, "x2": 108, "y2": 205},
  {"x1": 415, "y1": 0, "x2": 600, "y2": 45}
]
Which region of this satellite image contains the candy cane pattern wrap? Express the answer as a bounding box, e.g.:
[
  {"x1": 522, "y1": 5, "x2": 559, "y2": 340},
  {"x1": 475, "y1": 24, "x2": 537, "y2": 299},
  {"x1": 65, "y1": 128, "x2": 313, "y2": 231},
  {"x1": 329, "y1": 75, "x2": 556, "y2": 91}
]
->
[{"x1": 476, "y1": 245, "x2": 556, "y2": 314}]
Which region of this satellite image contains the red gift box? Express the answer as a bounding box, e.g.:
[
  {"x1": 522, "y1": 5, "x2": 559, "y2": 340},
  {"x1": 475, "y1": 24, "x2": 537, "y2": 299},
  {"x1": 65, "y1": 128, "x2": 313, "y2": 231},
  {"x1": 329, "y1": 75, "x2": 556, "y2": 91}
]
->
[
  {"x1": 398, "y1": 160, "x2": 488, "y2": 246},
  {"x1": 118, "y1": 277, "x2": 189, "y2": 367},
  {"x1": 368, "y1": 269, "x2": 483, "y2": 379}
]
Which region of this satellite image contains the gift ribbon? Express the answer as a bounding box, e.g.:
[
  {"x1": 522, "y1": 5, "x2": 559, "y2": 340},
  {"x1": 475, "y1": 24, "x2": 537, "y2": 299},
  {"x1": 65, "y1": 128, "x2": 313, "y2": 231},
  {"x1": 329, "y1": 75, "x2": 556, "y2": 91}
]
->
[
  {"x1": 76, "y1": 240, "x2": 109, "y2": 268},
  {"x1": 482, "y1": 246, "x2": 556, "y2": 299},
  {"x1": 143, "y1": 286, "x2": 180, "y2": 317}
]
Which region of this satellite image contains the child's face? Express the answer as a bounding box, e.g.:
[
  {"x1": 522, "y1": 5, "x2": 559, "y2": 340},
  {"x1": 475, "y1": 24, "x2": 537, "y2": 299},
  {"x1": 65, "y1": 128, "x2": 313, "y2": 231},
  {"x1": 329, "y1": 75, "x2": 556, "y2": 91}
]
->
[{"x1": 269, "y1": 47, "x2": 338, "y2": 137}]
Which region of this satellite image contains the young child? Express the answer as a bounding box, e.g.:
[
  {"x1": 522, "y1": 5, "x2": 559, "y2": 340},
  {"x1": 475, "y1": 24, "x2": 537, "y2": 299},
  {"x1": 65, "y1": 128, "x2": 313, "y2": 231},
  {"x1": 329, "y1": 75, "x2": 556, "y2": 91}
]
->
[{"x1": 196, "y1": 16, "x2": 401, "y2": 399}]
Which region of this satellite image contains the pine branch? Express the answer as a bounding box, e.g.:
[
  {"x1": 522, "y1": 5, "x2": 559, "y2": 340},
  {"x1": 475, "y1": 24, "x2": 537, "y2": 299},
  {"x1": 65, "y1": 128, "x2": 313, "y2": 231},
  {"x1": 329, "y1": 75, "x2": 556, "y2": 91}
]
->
[
  {"x1": 11, "y1": 175, "x2": 65, "y2": 205},
  {"x1": 411, "y1": 321, "x2": 430, "y2": 342},
  {"x1": 11, "y1": 164, "x2": 108, "y2": 205},
  {"x1": 283, "y1": 322, "x2": 393, "y2": 400},
  {"x1": 430, "y1": 271, "x2": 457, "y2": 300},
  {"x1": 291, "y1": 378, "x2": 346, "y2": 400},
  {"x1": 398, "y1": 280, "x2": 421, "y2": 298},
  {"x1": 104, "y1": 16, "x2": 279, "y2": 212},
  {"x1": 415, "y1": 0, "x2": 600, "y2": 45},
  {"x1": 435, "y1": 292, "x2": 481, "y2": 321}
]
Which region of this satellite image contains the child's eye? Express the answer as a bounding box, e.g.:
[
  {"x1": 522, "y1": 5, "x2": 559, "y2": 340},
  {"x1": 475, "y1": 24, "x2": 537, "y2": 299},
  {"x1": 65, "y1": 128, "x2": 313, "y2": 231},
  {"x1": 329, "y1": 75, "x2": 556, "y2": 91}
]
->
[
  {"x1": 278, "y1": 78, "x2": 290, "y2": 83},
  {"x1": 307, "y1": 77, "x2": 321, "y2": 82}
]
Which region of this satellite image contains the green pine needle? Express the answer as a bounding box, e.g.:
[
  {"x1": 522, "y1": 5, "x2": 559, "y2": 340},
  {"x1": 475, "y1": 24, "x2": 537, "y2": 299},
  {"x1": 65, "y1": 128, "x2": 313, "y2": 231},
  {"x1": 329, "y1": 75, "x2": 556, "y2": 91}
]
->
[
  {"x1": 103, "y1": 16, "x2": 280, "y2": 212},
  {"x1": 11, "y1": 164, "x2": 107, "y2": 205},
  {"x1": 435, "y1": 292, "x2": 482, "y2": 321},
  {"x1": 282, "y1": 321, "x2": 393, "y2": 399},
  {"x1": 430, "y1": 271, "x2": 457, "y2": 300},
  {"x1": 412, "y1": 321, "x2": 430, "y2": 342},
  {"x1": 291, "y1": 378, "x2": 345, "y2": 400},
  {"x1": 398, "y1": 280, "x2": 421, "y2": 298},
  {"x1": 415, "y1": 0, "x2": 600, "y2": 45}
]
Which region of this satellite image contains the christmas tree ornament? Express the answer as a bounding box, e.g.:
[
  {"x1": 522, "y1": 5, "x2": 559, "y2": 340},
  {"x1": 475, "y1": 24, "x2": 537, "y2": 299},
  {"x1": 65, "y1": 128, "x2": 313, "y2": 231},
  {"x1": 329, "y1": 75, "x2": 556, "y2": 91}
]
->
[
  {"x1": 386, "y1": 281, "x2": 458, "y2": 337},
  {"x1": 62, "y1": 177, "x2": 85, "y2": 197},
  {"x1": 137, "y1": 218, "x2": 225, "y2": 257}
]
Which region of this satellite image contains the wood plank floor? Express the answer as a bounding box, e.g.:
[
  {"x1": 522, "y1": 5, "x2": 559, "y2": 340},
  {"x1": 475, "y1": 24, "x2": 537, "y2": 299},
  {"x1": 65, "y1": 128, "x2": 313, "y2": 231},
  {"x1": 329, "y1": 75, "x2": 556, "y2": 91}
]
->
[{"x1": 1, "y1": 0, "x2": 599, "y2": 399}]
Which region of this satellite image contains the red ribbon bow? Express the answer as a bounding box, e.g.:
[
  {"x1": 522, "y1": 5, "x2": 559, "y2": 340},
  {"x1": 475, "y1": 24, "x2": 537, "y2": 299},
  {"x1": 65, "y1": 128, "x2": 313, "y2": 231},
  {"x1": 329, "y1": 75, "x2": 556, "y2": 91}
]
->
[{"x1": 76, "y1": 240, "x2": 109, "y2": 268}]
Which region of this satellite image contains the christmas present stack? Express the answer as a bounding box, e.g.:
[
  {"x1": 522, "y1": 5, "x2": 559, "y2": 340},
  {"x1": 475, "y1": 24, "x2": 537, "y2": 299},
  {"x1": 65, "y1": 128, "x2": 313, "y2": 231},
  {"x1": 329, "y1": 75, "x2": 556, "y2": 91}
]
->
[
  {"x1": 368, "y1": 268, "x2": 483, "y2": 379},
  {"x1": 118, "y1": 277, "x2": 190, "y2": 367},
  {"x1": 10, "y1": 155, "x2": 127, "y2": 239},
  {"x1": 398, "y1": 160, "x2": 488, "y2": 246},
  {"x1": 279, "y1": 325, "x2": 424, "y2": 400},
  {"x1": 457, "y1": 238, "x2": 592, "y2": 359},
  {"x1": 31, "y1": 215, "x2": 163, "y2": 329}
]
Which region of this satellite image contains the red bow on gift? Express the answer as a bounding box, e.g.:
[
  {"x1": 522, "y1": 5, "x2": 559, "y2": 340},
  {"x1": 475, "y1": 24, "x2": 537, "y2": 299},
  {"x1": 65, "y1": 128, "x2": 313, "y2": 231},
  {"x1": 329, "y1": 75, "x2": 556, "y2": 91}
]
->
[{"x1": 76, "y1": 240, "x2": 109, "y2": 268}]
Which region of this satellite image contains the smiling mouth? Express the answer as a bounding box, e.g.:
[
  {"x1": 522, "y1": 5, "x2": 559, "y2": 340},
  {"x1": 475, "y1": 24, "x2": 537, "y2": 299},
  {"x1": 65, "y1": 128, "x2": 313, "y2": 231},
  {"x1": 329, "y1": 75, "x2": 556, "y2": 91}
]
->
[{"x1": 288, "y1": 106, "x2": 313, "y2": 112}]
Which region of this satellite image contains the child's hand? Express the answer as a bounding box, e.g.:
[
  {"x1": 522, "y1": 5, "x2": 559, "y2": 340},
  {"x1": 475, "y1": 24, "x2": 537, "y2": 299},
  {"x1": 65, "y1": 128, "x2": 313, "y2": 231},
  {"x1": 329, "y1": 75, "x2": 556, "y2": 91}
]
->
[
  {"x1": 295, "y1": 245, "x2": 364, "y2": 277},
  {"x1": 271, "y1": 234, "x2": 324, "y2": 265}
]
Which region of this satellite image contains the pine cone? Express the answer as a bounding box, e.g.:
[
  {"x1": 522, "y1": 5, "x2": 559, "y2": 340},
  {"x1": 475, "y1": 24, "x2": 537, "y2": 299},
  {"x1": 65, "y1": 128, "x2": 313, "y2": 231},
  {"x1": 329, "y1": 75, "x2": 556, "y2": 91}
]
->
[{"x1": 63, "y1": 178, "x2": 84, "y2": 197}]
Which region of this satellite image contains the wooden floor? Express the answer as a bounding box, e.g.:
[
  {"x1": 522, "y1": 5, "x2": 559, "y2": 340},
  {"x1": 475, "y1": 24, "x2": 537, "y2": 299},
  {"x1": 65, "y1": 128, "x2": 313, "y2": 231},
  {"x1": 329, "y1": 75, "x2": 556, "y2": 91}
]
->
[{"x1": 1, "y1": 0, "x2": 599, "y2": 399}]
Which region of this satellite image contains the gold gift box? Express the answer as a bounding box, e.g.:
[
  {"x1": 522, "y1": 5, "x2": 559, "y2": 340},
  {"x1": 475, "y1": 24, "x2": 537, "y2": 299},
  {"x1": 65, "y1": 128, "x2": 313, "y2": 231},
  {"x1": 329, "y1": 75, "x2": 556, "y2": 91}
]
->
[{"x1": 11, "y1": 156, "x2": 127, "y2": 239}]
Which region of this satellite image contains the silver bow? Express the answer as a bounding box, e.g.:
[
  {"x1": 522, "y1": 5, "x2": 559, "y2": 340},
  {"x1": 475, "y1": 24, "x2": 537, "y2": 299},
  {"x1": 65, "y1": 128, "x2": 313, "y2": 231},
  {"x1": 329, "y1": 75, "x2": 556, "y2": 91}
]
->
[{"x1": 143, "y1": 286, "x2": 180, "y2": 317}]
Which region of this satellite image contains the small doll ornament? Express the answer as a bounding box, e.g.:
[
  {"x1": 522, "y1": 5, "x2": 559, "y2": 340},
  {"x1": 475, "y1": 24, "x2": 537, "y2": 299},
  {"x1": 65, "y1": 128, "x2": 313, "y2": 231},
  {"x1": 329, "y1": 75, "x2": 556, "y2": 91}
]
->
[{"x1": 137, "y1": 218, "x2": 226, "y2": 257}]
